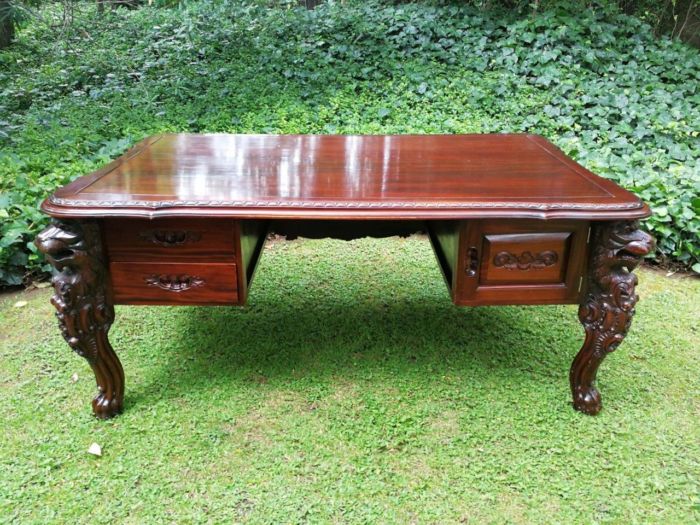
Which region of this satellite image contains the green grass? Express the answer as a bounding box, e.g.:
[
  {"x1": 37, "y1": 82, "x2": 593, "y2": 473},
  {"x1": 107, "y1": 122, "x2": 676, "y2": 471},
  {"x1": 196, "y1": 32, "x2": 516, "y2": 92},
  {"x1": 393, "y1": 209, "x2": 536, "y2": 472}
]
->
[{"x1": 0, "y1": 236, "x2": 698, "y2": 524}]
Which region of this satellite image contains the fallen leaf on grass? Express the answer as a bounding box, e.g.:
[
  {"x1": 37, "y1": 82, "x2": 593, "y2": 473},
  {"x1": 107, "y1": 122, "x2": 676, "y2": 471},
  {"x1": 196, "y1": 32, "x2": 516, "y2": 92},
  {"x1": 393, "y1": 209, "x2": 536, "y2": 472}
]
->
[
  {"x1": 13, "y1": 301, "x2": 27, "y2": 308},
  {"x1": 87, "y1": 443, "x2": 102, "y2": 457}
]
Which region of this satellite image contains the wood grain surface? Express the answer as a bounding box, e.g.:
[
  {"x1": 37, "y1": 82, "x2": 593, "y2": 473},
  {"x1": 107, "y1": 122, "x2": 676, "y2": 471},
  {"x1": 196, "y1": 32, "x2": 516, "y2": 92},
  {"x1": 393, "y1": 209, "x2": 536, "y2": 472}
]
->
[{"x1": 42, "y1": 134, "x2": 650, "y2": 220}]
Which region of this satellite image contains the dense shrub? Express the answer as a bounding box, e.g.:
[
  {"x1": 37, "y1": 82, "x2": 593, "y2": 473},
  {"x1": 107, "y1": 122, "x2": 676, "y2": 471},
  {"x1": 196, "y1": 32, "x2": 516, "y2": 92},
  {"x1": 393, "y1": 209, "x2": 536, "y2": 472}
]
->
[{"x1": 0, "y1": 0, "x2": 698, "y2": 285}]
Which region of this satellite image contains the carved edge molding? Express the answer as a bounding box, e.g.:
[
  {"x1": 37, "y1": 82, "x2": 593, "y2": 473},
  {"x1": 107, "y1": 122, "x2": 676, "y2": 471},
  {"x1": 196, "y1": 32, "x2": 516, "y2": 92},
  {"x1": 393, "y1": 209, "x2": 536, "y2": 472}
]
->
[
  {"x1": 145, "y1": 274, "x2": 205, "y2": 292},
  {"x1": 48, "y1": 195, "x2": 645, "y2": 211},
  {"x1": 570, "y1": 220, "x2": 655, "y2": 415},
  {"x1": 35, "y1": 219, "x2": 124, "y2": 419},
  {"x1": 493, "y1": 250, "x2": 558, "y2": 270}
]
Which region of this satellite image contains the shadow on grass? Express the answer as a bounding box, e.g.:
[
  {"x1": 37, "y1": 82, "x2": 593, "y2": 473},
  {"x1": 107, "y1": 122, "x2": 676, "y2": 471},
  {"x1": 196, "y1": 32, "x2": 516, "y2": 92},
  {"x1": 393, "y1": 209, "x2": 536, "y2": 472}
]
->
[{"x1": 124, "y1": 292, "x2": 583, "y2": 408}]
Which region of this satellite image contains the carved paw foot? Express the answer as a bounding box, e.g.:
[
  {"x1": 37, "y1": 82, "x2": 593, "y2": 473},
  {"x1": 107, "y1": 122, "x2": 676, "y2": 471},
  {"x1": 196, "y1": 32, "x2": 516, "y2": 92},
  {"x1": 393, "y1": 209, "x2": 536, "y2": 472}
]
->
[
  {"x1": 572, "y1": 386, "x2": 602, "y2": 415},
  {"x1": 92, "y1": 394, "x2": 122, "y2": 419},
  {"x1": 92, "y1": 393, "x2": 123, "y2": 419}
]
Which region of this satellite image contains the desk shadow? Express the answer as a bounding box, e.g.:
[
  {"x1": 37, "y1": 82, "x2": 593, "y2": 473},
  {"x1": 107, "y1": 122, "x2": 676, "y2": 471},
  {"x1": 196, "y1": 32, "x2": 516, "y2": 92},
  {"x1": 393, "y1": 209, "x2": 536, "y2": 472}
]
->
[{"x1": 124, "y1": 292, "x2": 582, "y2": 407}]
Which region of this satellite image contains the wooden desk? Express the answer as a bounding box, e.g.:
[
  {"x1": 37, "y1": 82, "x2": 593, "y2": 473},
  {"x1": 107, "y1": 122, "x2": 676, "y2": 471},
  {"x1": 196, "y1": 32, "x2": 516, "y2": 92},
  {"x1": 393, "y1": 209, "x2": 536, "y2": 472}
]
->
[{"x1": 35, "y1": 134, "x2": 655, "y2": 418}]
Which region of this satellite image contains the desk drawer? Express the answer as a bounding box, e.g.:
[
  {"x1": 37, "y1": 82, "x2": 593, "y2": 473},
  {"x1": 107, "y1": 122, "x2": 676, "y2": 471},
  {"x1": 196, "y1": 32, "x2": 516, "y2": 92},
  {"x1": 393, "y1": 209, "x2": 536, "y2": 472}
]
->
[
  {"x1": 455, "y1": 220, "x2": 589, "y2": 305},
  {"x1": 480, "y1": 232, "x2": 570, "y2": 285},
  {"x1": 104, "y1": 219, "x2": 236, "y2": 261},
  {"x1": 111, "y1": 262, "x2": 239, "y2": 305}
]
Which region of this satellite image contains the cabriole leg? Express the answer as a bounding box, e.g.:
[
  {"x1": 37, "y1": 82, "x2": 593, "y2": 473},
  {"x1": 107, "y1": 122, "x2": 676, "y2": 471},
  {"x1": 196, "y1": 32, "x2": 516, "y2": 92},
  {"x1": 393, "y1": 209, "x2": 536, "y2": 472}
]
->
[
  {"x1": 571, "y1": 220, "x2": 654, "y2": 415},
  {"x1": 35, "y1": 219, "x2": 124, "y2": 419}
]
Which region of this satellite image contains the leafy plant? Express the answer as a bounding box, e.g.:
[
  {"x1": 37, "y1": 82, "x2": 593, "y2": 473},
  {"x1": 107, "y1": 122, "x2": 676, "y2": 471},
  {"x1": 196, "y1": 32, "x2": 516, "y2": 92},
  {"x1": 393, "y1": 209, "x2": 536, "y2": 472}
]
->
[{"x1": 0, "y1": 0, "x2": 698, "y2": 286}]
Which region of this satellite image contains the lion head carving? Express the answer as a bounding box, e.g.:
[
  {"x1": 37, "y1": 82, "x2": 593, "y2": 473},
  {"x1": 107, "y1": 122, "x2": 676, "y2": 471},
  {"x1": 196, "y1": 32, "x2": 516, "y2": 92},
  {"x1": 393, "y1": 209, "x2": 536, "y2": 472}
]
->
[
  {"x1": 35, "y1": 220, "x2": 98, "y2": 276},
  {"x1": 592, "y1": 221, "x2": 655, "y2": 283}
]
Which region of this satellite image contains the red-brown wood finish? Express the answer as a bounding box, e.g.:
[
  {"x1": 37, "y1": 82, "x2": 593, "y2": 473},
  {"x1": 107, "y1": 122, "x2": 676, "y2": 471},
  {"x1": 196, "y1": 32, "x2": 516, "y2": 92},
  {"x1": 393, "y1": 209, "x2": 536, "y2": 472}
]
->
[
  {"x1": 110, "y1": 262, "x2": 239, "y2": 305},
  {"x1": 34, "y1": 220, "x2": 123, "y2": 419},
  {"x1": 450, "y1": 220, "x2": 590, "y2": 306},
  {"x1": 34, "y1": 134, "x2": 654, "y2": 419},
  {"x1": 571, "y1": 221, "x2": 655, "y2": 414},
  {"x1": 42, "y1": 134, "x2": 649, "y2": 220},
  {"x1": 104, "y1": 218, "x2": 237, "y2": 261}
]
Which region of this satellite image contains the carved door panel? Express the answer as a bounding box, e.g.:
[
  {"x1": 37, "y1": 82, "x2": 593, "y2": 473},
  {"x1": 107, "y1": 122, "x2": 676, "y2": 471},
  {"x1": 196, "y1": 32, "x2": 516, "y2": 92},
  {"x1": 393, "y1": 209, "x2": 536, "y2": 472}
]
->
[{"x1": 455, "y1": 220, "x2": 590, "y2": 306}]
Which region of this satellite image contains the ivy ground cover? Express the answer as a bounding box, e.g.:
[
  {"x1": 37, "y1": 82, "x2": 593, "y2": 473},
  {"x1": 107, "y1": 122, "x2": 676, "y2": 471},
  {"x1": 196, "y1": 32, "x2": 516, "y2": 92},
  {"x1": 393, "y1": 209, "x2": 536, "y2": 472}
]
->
[{"x1": 0, "y1": 0, "x2": 699, "y2": 285}]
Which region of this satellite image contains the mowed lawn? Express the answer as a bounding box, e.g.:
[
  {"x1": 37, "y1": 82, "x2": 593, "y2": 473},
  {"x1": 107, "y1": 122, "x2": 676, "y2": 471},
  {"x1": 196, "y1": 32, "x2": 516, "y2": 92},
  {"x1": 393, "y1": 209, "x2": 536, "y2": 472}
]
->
[{"x1": 1, "y1": 235, "x2": 698, "y2": 524}]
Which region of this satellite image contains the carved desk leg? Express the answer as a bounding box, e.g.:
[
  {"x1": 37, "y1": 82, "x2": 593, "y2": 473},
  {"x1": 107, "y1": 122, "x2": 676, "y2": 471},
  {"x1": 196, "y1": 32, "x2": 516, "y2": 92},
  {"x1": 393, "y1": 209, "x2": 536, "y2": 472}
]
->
[
  {"x1": 36, "y1": 219, "x2": 124, "y2": 419},
  {"x1": 570, "y1": 221, "x2": 655, "y2": 415}
]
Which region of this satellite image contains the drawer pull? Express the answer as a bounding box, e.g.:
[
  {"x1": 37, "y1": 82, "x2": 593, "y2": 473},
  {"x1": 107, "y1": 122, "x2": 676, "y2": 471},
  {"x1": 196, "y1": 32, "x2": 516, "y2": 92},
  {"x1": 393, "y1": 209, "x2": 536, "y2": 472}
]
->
[
  {"x1": 465, "y1": 246, "x2": 479, "y2": 276},
  {"x1": 139, "y1": 230, "x2": 202, "y2": 247},
  {"x1": 145, "y1": 274, "x2": 205, "y2": 292},
  {"x1": 493, "y1": 250, "x2": 558, "y2": 271}
]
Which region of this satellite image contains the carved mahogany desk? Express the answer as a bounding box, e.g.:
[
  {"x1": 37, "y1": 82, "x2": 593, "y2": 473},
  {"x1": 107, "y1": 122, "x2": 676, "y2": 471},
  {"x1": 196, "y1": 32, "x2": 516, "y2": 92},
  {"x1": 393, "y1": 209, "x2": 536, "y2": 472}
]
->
[{"x1": 35, "y1": 134, "x2": 654, "y2": 419}]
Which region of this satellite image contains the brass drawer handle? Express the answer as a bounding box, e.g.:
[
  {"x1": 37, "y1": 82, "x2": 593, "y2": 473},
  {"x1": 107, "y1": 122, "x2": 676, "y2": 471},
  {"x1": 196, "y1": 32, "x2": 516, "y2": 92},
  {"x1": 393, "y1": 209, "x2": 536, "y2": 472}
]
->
[
  {"x1": 465, "y1": 246, "x2": 479, "y2": 276},
  {"x1": 139, "y1": 230, "x2": 202, "y2": 247},
  {"x1": 145, "y1": 274, "x2": 205, "y2": 292}
]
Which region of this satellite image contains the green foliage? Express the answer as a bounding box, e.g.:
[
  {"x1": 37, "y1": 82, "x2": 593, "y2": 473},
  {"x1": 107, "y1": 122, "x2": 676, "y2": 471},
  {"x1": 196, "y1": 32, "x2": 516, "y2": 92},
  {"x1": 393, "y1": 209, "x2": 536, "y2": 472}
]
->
[
  {"x1": 1, "y1": 237, "x2": 699, "y2": 522},
  {"x1": 0, "y1": 0, "x2": 699, "y2": 285}
]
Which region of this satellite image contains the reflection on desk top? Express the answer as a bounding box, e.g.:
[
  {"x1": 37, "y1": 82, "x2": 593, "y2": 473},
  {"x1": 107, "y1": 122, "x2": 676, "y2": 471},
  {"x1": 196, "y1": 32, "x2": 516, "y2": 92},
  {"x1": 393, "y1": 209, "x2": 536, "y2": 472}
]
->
[{"x1": 42, "y1": 133, "x2": 650, "y2": 220}]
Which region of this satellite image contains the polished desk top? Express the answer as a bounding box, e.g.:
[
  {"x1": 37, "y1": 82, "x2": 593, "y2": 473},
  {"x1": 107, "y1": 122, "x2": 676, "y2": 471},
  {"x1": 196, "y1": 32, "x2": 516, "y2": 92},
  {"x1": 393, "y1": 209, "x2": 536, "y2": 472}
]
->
[{"x1": 43, "y1": 133, "x2": 649, "y2": 220}]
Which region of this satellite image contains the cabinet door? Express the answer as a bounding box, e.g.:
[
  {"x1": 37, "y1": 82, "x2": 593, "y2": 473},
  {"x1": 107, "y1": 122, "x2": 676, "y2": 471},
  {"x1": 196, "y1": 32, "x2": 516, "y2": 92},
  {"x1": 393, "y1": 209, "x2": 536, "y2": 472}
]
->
[{"x1": 455, "y1": 220, "x2": 589, "y2": 306}]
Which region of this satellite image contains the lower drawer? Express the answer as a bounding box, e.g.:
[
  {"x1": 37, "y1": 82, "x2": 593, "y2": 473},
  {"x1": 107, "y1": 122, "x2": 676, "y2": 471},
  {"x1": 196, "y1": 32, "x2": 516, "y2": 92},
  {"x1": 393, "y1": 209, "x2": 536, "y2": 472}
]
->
[{"x1": 110, "y1": 262, "x2": 239, "y2": 305}]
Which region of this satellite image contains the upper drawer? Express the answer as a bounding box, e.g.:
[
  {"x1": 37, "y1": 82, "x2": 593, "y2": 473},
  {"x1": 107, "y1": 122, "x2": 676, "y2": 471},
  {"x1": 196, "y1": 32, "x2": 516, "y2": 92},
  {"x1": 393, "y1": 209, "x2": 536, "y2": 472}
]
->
[{"x1": 104, "y1": 218, "x2": 236, "y2": 261}]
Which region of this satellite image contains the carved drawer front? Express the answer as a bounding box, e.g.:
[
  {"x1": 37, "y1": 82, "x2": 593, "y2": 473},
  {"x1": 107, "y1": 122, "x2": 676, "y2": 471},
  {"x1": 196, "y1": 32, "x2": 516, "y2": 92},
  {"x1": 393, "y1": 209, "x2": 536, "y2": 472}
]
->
[
  {"x1": 481, "y1": 232, "x2": 570, "y2": 285},
  {"x1": 104, "y1": 218, "x2": 236, "y2": 262},
  {"x1": 456, "y1": 220, "x2": 589, "y2": 306},
  {"x1": 110, "y1": 262, "x2": 239, "y2": 305}
]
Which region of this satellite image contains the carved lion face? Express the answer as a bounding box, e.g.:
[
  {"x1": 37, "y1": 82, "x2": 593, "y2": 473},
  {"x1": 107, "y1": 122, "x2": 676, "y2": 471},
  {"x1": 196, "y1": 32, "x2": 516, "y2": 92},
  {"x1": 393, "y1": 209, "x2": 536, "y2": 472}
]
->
[
  {"x1": 35, "y1": 223, "x2": 87, "y2": 271},
  {"x1": 607, "y1": 221, "x2": 655, "y2": 269}
]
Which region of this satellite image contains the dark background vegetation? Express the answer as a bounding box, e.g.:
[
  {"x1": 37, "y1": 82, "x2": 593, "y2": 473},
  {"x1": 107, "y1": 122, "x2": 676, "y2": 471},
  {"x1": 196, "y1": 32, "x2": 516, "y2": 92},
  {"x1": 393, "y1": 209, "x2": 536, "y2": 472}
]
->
[{"x1": 0, "y1": 0, "x2": 698, "y2": 286}]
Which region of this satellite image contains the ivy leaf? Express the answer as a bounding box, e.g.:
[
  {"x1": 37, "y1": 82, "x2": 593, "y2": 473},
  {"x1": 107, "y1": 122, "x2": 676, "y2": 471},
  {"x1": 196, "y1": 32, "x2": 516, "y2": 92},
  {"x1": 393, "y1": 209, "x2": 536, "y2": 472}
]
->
[
  {"x1": 544, "y1": 105, "x2": 561, "y2": 117},
  {"x1": 691, "y1": 198, "x2": 700, "y2": 213}
]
